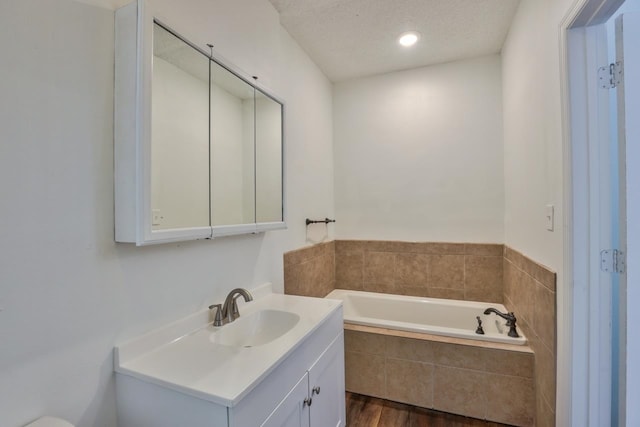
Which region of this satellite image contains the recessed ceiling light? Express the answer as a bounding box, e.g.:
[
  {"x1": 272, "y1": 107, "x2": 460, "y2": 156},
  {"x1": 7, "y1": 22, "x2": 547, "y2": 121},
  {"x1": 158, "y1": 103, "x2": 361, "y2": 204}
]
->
[{"x1": 398, "y1": 31, "x2": 420, "y2": 47}]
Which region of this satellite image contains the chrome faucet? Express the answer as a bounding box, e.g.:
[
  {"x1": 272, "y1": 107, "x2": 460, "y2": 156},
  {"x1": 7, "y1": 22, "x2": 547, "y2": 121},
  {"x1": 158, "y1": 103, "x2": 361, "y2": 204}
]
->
[
  {"x1": 483, "y1": 308, "x2": 520, "y2": 338},
  {"x1": 209, "y1": 288, "x2": 253, "y2": 326}
]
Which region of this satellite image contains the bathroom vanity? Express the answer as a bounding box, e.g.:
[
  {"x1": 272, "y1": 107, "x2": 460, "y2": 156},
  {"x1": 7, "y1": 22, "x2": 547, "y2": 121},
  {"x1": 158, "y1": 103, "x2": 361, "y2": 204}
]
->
[{"x1": 114, "y1": 287, "x2": 345, "y2": 427}]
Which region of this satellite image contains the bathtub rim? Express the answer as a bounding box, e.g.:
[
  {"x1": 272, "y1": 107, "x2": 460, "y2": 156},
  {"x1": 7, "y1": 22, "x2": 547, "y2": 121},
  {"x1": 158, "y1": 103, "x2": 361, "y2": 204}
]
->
[{"x1": 326, "y1": 288, "x2": 529, "y2": 348}]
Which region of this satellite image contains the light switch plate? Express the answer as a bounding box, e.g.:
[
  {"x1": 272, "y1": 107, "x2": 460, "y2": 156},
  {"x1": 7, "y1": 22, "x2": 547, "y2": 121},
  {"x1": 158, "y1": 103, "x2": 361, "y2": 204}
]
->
[
  {"x1": 545, "y1": 205, "x2": 554, "y2": 231},
  {"x1": 152, "y1": 209, "x2": 162, "y2": 226}
]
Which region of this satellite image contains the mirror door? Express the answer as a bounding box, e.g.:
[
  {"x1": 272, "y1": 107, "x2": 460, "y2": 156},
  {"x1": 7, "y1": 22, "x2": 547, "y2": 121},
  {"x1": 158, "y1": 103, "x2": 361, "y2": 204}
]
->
[
  {"x1": 255, "y1": 89, "x2": 284, "y2": 225},
  {"x1": 151, "y1": 23, "x2": 210, "y2": 231},
  {"x1": 149, "y1": 20, "x2": 284, "y2": 240},
  {"x1": 210, "y1": 61, "x2": 256, "y2": 229}
]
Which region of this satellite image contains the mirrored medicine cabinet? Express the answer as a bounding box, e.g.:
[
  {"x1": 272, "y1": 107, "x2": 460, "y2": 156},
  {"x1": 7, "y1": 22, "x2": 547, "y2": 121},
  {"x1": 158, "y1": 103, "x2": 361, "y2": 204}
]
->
[{"x1": 115, "y1": 0, "x2": 285, "y2": 245}]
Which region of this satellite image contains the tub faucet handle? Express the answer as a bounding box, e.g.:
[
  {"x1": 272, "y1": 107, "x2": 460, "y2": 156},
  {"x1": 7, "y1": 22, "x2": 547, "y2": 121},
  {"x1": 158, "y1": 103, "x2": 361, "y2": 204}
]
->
[
  {"x1": 475, "y1": 316, "x2": 485, "y2": 335},
  {"x1": 483, "y1": 307, "x2": 520, "y2": 338}
]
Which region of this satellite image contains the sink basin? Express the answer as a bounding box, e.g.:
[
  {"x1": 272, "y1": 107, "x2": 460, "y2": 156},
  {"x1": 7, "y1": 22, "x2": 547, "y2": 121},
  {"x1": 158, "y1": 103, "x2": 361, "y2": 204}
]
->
[{"x1": 209, "y1": 309, "x2": 300, "y2": 348}]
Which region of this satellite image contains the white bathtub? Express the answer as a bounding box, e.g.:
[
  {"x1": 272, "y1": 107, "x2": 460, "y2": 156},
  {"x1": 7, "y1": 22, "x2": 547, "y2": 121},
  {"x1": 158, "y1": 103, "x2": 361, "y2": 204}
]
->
[{"x1": 326, "y1": 289, "x2": 527, "y2": 345}]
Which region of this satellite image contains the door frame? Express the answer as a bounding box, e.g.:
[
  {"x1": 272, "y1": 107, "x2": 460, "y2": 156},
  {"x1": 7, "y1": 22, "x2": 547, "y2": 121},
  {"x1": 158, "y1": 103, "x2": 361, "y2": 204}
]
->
[
  {"x1": 613, "y1": 12, "x2": 640, "y2": 427},
  {"x1": 559, "y1": 0, "x2": 625, "y2": 425}
]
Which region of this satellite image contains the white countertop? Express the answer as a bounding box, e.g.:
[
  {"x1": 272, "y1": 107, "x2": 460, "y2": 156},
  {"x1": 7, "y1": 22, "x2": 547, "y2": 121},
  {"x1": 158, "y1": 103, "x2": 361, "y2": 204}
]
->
[{"x1": 114, "y1": 286, "x2": 342, "y2": 407}]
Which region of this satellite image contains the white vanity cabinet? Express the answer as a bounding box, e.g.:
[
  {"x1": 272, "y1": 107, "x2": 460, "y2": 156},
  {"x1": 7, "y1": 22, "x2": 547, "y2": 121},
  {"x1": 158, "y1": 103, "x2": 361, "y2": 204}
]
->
[
  {"x1": 115, "y1": 293, "x2": 345, "y2": 427},
  {"x1": 261, "y1": 333, "x2": 345, "y2": 427},
  {"x1": 226, "y1": 328, "x2": 345, "y2": 427}
]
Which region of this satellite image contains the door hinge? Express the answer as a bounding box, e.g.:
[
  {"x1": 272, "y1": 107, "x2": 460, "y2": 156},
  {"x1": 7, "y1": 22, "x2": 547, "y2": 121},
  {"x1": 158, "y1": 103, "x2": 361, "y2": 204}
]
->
[
  {"x1": 600, "y1": 249, "x2": 626, "y2": 274},
  {"x1": 598, "y1": 62, "x2": 623, "y2": 89}
]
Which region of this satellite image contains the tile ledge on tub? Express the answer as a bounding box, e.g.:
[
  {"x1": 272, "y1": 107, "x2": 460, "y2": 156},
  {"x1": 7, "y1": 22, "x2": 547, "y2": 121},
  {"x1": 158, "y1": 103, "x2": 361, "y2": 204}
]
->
[{"x1": 343, "y1": 323, "x2": 534, "y2": 354}]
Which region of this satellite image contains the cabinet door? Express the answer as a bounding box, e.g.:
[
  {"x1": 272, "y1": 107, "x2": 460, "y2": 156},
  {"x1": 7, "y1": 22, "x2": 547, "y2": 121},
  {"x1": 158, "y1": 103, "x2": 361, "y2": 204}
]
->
[
  {"x1": 308, "y1": 333, "x2": 346, "y2": 427},
  {"x1": 261, "y1": 372, "x2": 310, "y2": 427}
]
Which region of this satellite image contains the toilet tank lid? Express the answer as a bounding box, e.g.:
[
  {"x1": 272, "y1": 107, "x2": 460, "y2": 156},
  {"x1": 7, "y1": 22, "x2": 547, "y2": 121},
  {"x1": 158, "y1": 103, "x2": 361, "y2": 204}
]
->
[{"x1": 24, "y1": 417, "x2": 74, "y2": 427}]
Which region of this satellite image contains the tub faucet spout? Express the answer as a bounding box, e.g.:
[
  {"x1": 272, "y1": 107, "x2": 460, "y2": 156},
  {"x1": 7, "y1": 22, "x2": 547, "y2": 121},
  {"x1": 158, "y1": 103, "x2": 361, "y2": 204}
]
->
[{"x1": 483, "y1": 308, "x2": 520, "y2": 338}]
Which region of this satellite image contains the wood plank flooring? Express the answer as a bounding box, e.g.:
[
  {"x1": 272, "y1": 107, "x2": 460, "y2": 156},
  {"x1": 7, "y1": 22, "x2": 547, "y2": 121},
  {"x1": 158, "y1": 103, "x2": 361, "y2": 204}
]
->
[{"x1": 346, "y1": 392, "x2": 514, "y2": 427}]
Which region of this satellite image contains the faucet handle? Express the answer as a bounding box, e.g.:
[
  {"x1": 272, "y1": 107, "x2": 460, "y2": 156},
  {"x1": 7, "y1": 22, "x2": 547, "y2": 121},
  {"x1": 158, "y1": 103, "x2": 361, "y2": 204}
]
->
[{"x1": 209, "y1": 304, "x2": 224, "y2": 327}]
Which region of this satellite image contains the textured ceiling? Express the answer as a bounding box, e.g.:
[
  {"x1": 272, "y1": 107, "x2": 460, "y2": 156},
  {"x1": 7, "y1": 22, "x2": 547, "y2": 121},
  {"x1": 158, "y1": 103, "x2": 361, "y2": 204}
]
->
[{"x1": 269, "y1": 0, "x2": 521, "y2": 82}]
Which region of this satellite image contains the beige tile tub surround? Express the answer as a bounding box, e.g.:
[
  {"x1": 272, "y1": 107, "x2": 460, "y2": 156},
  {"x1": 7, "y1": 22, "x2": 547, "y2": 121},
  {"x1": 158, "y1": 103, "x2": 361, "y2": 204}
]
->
[
  {"x1": 283, "y1": 241, "x2": 335, "y2": 297},
  {"x1": 344, "y1": 327, "x2": 535, "y2": 426},
  {"x1": 283, "y1": 240, "x2": 556, "y2": 426},
  {"x1": 503, "y1": 246, "x2": 557, "y2": 427},
  {"x1": 335, "y1": 240, "x2": 504, "y2": 303}
]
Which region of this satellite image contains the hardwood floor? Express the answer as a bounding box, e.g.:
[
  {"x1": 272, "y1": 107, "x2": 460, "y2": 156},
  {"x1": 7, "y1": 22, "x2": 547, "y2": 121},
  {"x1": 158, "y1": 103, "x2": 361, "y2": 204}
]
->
[{"x1": 345, "y1": 392, "x2": 514, "y2": 427}]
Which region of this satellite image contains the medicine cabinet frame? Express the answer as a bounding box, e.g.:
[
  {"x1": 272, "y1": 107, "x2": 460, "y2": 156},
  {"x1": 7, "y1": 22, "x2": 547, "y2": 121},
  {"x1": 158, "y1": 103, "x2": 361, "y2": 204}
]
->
[{"x1": 115, "y1": 0, "x2": 286, "y2": 245}]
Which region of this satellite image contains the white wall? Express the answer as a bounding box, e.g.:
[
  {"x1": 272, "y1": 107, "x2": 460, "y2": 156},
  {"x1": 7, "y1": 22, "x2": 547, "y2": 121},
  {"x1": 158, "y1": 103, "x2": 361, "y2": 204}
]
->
[
  {"x1": 0, "y1": 0, "x2": 334, "y2": 426},
  {"x1": 333, "y1": 55, "x2": 505, "y2": 242},
  {"x1": 502, "y1": 0, "x2": 568, "y2": 272},
  {"x1": 501, "y1": 0, "x2": 588, "y2": 425}
]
